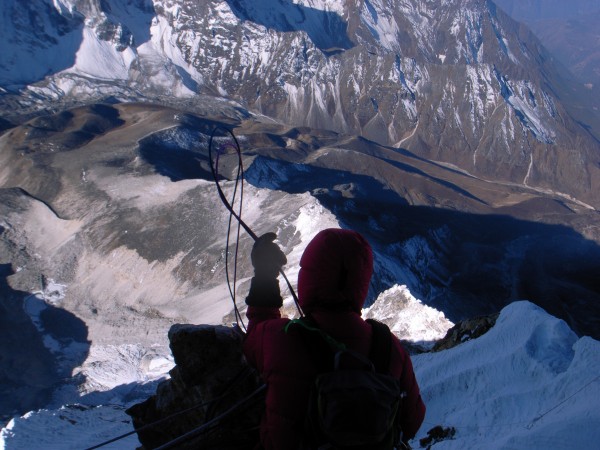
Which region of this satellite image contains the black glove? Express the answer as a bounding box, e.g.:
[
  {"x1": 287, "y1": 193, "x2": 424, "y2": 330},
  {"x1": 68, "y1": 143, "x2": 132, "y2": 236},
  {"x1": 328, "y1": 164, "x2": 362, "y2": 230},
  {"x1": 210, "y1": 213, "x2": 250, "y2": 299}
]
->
[
  {"x1": 246, "y1": 233, "x2": 286, "y2": 308},
  {"x1": 250, "y1": 232, "x2": 287, "y2": 279}
]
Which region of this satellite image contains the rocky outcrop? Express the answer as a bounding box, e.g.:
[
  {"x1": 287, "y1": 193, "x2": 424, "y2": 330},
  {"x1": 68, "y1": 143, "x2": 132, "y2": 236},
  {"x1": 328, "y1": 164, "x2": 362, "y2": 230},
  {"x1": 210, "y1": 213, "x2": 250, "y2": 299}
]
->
[
  {"x1": 432, "y1": 313, "x2": 499, "y2": 352},
  {"x1": 126, "y1": 324, "x2": 264, "y2": 450}
]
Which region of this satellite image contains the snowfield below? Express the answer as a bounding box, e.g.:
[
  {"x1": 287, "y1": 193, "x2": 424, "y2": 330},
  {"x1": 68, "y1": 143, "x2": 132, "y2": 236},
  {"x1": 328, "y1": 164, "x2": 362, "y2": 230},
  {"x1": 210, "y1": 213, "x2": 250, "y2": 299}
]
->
[{"x1": 2, "y1": 298, "x2": 599, "y2": 449}]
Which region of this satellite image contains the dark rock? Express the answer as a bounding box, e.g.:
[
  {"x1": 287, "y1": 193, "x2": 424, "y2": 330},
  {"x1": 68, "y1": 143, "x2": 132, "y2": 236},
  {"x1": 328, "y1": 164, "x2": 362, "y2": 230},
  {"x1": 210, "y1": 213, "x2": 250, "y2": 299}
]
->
[
  {"x1": 419, "y1": 425, "x2": 456, "y2": 449},
  {"x1": 432, "y1": 313, "x2": 499, "y2": 352},
  {"x1": 126, "y1": 324, "x2": 263, "y2": 449},
  {"x1": 0, "y1": 117, "x2": 14, "y2": 134}
]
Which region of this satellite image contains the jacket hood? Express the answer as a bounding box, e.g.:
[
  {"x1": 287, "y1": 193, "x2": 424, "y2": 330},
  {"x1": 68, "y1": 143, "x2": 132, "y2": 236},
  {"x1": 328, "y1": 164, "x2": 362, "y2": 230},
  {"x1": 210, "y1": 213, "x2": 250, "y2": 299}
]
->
[{"x1": 298, "y1": 228, "x2": 373, "y2": 313}]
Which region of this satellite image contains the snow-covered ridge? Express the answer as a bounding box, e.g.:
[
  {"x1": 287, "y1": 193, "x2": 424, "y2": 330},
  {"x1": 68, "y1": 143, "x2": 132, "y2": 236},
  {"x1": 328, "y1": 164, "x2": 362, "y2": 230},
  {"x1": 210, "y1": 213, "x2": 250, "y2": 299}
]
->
[
  {"x1": 363, "y1": 284, "x2": 454, "y2": 348},
  {"x1": 414, "y1": 301, "x2": 600, "y2": 448}
]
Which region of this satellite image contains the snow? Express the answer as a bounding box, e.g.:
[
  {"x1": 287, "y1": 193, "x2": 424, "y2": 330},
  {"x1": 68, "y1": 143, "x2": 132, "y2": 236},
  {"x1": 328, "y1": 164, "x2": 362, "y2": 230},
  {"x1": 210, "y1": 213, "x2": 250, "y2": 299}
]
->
[
  {"x1": 1, "y1": 405, "x2": 140, "y2": 450},
  {"x1": 0, "y1": 0, "x2": 83, "y2": 86},
  {"x1": 494, "y1": 72, "x2": 556, "y2": 144},
  {"x1": 1, "y1": 1, "x2": 599, "y2": 447},
  {"x1": 412, "y1": 301, "x2": 600, "y2": 449},
  {"x1": 52, "y1": 0, "x2": 76, "y2": 16},
  {"x1": 359, "y1": 0, "x2": 401, "y2": 52},
  {"x1": 68, "y1": 28, "x2": 134, "y2": 80},
  {"x1": 144, "y1": 14, "x2": 201, "y2": 92},
  {"x1": 296, "y1": 0, "x2": 344, "y2": 15},
  {"x1": 73, "y1": 344, "x2": 173, "y2": 395},
  {"x1": 363, "y1": 285, "x2": 454, "y2": 348}
]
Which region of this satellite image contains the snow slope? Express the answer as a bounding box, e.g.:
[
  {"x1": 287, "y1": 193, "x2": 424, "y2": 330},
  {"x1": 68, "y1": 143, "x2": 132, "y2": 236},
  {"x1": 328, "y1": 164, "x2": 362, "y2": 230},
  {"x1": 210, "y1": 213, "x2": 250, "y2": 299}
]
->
[
  {"x1": 2, "y1": 300, "x2": 599, "y2": 449},
  {"x1": 413, "y1": 301, "x2": 600, "y2": 449}
]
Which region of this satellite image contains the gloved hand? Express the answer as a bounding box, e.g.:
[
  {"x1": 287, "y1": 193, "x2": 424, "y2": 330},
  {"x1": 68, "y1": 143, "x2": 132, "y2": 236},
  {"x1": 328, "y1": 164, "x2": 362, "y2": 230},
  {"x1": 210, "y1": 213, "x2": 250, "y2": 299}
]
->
[
  {"x1": 246, "y1": 233, "x2": 286, "y2": 308},
  {"x1": 251, "y1": 232, "x2": 287, "y2": 279}
]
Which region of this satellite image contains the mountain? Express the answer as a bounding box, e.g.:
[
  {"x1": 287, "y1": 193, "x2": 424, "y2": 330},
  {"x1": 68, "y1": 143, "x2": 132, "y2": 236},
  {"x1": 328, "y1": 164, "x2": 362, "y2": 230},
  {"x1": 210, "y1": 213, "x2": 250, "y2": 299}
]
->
[
  {"x1": 1, "y1": 101, "x2": 599, "y2": 425},
  {"x1": 1, "y1": 0, "x2": 600, "y2": 447},
  {"x1": 493, "y1": 0, "x2": 600, "y2": 126},
  {"x1": 527, "y1": 11, "x2": 600, "y2": 93},
  {"x1": 1, "y1": 0, "x2": 599, "y2": 208},
  {"x1": 492, "y1": 0, "x2": 600, "y2": 21}
]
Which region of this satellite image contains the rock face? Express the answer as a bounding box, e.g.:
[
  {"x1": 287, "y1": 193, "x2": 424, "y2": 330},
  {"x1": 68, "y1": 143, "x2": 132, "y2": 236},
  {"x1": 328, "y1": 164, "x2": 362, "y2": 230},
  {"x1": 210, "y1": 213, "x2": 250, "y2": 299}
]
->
[
  {"x1": 126, "y1": 324, "x2": 263, "y2": 449},
  {"x1": 432, "y1": 313, "x2": 499, "y2": 352}
]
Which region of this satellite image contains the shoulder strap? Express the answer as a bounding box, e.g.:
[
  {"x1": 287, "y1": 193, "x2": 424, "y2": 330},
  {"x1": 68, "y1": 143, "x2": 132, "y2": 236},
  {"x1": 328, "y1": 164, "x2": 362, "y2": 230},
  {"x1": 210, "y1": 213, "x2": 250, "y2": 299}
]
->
[
  {"x1": 286, "y1": 317, "x2": 393, "y2": 374},
  {"x1": 366, "y1": 319, "x2": 393, "y2": 374},
  {"x1": 285, "y1": 317, "x2": 336, "y2": 371}
]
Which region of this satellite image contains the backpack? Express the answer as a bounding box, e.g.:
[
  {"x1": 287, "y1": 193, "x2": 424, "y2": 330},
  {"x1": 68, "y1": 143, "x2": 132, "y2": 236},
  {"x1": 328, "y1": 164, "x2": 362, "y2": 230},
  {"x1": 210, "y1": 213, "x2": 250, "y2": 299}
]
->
[{"x1": 285, "y1": 317, "x2": 406, "y2": 450}]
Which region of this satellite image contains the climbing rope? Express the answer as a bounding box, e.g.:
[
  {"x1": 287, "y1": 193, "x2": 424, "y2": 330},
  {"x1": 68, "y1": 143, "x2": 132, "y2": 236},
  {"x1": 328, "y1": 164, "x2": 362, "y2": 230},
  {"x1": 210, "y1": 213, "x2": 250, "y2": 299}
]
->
[
  {"x1": 154, "y1": 384, "x2": 267, "y2": 450},
  {"x1": 208, "y1": 127, "x2": 303, "y2": 326},
  {"x1": 209, "y1": 127, "x2": 248, "y2": 330},
  {"x1": 83, "y1": 366, "x2": 258, "y2": 450}
]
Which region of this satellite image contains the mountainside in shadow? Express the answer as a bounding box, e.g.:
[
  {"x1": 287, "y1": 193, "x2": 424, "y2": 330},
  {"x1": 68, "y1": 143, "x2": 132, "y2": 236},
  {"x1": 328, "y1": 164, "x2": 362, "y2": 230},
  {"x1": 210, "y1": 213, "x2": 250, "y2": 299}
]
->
[
  {"x1": 492, "y1": 0, "x2": 600, "y2": 21},
  {"x1": 493, "y1": 0, "x2": 600, "y2": 126},
  {"x1": 1, "y1": 0, "x2": 599, "y2": 209}
]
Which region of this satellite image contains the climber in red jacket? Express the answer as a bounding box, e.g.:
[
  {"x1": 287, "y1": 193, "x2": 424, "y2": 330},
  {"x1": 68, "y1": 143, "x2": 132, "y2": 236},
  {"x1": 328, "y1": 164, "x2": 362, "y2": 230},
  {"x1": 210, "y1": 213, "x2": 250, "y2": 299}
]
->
[{"x1": 243, "y1": 228, "x2": 425, "y2": 449}]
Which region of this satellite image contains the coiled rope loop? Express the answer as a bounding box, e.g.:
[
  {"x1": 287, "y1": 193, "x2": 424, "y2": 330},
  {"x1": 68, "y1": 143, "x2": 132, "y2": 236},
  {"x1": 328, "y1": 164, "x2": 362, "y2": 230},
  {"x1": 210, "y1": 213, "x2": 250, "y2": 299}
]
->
[{"x1": 208, "y1": 127, "x2": 303, "y2": 325}]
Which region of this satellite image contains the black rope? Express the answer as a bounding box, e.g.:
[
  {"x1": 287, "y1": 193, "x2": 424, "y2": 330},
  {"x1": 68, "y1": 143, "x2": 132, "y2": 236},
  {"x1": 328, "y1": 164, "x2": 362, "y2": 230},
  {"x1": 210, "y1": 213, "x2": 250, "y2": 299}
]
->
[
  {"x1": 83, "y1": 400, "x2": 208, "y2": 450},
  {"x1": 83, "y1": 366, "x2": 256, "y2": 450},
  {"x1": 154, "y1": 384, "x2": 267, "y2": 450},
  {"x1": 208, "y1": 127, "x2": 304, "y2": 321},
  {"x1": 208, "y1": 127, "x2": 256, "y2": 239}
]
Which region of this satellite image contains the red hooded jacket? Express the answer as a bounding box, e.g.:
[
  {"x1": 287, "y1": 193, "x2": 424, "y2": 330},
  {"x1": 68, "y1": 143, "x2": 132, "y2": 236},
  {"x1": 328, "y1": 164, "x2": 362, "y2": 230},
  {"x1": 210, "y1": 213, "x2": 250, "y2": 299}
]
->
[{"x1": 243, "y1": 229, "x2": 425, "y2": 449}]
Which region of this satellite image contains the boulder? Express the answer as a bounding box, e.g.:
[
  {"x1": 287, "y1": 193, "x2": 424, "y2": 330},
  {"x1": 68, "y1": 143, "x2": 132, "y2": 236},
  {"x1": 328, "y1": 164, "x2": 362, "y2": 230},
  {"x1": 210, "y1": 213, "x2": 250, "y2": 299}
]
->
[
  {"x1": 126, "y1": 324, "x2": 263, "y2": 449},
  {"x1": 432, "y1": 313, "x2": 499, "y2": 352}
]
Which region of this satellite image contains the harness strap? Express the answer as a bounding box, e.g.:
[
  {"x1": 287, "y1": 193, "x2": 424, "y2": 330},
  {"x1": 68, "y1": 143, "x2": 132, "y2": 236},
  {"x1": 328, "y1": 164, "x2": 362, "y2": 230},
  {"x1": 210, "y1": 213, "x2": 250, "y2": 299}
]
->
[{"x1": 285, "y1": 317, "x2": 393, "y2": 373}]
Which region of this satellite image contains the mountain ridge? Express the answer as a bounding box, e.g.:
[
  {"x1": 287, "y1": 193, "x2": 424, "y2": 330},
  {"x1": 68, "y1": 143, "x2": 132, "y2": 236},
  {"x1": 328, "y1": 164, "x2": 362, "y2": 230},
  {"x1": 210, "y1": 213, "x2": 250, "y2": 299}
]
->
[
  {"x1": 1, "y1": 0, "x2": 599, "y2": 208},
  {"x1": 1, "y1": 2, "x2": 600, "y2": 445}
]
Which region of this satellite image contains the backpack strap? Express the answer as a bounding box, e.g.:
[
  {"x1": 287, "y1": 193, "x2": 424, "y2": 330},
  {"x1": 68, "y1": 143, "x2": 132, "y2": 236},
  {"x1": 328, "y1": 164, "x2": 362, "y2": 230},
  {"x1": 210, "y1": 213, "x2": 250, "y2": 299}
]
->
[
  {"x1": 285, "y1": 316, "x2": 340, "y2": 371},
  {"x1": 285, "y1": 317, "x2": 394, "y2": 374},
  {"x1": 366, "y1": 319, "x2": 393, "y2": 374}
]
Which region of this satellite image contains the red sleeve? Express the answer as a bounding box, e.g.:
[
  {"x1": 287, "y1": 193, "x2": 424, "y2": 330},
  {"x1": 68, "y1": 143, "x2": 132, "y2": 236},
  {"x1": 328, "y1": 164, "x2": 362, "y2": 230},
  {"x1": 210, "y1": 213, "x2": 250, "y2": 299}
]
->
[
  {"x1": 243, "y1": 306, "x2": 281, "y2": 371},
  {"x1": 390, "y1": 339, "x2": 426, "y2": 440}
]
